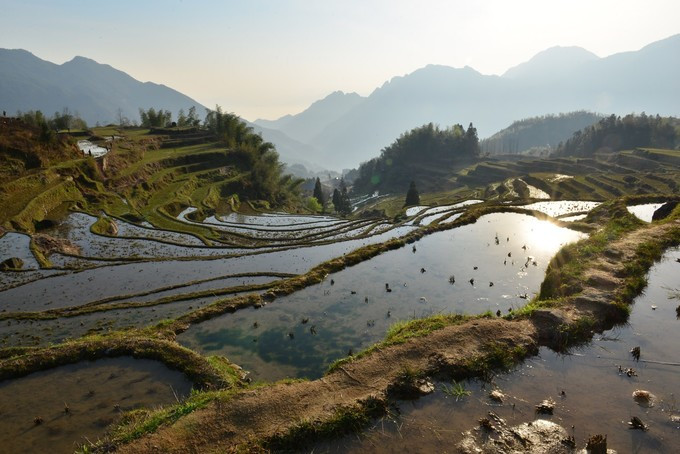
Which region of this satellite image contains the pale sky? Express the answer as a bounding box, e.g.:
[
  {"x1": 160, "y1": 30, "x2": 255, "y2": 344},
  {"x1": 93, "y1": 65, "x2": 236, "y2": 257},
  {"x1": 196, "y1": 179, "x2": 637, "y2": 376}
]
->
[{"x1": 2, "y1": 0, "x2": 679, "y2": 121}]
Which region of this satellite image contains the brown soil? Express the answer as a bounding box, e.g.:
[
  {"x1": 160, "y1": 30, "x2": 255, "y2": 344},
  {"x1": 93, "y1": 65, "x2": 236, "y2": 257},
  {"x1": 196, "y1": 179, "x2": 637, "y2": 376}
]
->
[
  {"x1": 116, "y1": 220, "x2": 680, "y2": 453},
  {"x1": 33, "y1": 233, "x2": 81, "y2": 256}
]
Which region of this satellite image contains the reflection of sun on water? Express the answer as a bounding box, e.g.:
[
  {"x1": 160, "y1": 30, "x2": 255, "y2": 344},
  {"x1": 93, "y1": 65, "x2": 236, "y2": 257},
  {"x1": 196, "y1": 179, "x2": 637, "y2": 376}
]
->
[{"x1": 520, "y1": 219, "x2": 584, "y2": 256}]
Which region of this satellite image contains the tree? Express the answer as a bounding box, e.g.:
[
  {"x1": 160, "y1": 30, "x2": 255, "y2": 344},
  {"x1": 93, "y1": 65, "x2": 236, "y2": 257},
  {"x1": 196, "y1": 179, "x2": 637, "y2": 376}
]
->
[
  {"x1": 336, "y1": 178, "x2": 352, "y2": 216},
  {"x1": 187, "y1": 106, "x2": 201, "y2": 127},
  {"x1": 313, "y1": 177, "x2": 325, "y2": 211},
  {"x1": 332, "y1": 188, "x2": 341, "y2": 212},
  {"x1": 404, "y1": 181, "x2": 420, "y2": 206},
  {"x1": 116, "y1": 108, "x2": 130, "y2": 127},
  {"x1": 139, "y1": 107, "x2": 172, "y2": 128},
  {"x1": 305, "y1": 196, "x2": 322, "y2": 213},
  {"x1": 177, "y1": 108, "x2": 188, "y2": 127},
  {"x1": 52, "y1": 108, "x2": 73, "y2": 131}
]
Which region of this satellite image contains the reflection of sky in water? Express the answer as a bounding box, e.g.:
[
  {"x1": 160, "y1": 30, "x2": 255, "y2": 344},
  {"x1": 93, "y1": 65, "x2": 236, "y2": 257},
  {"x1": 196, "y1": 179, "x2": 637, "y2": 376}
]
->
[
  {"x1": 179, "y1": 213, "x2": 586, "y2": 381},
  {"x1": 0, "y1": 232, "x2": 41, "y2": 269},
  {"x1": 315, "y1": 247, "x2": 680, "y2": 454},
  {"x1": 626, "y1": 203, "x2": 665, "y2": 223},
  {"x1": 0, "y1": 222, "x2": 416, "y2": 311}
]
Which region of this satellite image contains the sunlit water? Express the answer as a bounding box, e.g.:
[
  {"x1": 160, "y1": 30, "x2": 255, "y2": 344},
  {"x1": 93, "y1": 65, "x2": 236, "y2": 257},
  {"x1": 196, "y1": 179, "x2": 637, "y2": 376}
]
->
[
  {"x1": 178, "y1": 213, "x2": 586, "y2": 381},
  {"x1": 521, "y1": 200, "x2": 600, "y2": 218},
  {"x1": 314, "y1": 247, "x2": 680, "y2": 453},
  {"x1": 0, "y1": 357, "x2": 192, "y2": 453}
]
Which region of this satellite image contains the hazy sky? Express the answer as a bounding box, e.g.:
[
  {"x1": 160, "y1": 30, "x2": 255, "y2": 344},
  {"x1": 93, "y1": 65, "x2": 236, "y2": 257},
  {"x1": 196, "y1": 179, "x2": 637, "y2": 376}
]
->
[{"x1": 2, "y1": 0, "x2": 679, "y2": 121}]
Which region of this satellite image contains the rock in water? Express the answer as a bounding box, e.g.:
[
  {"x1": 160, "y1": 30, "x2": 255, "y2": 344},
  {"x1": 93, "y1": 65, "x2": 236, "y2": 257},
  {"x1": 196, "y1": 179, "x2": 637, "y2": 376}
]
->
[
  {"x1": 584, "y1": 434, "x2": 608, "y2": 454},
  {"x1": 535, "y1": 398, "x2": 556, "y2": 414},
  {"x1": 457, "y1": 412, "x2": 577, "y2": 453}
]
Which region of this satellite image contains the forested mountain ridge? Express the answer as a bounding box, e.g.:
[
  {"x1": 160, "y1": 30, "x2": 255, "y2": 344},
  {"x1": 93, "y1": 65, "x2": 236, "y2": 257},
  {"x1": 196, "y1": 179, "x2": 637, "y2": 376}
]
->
[
  {"x1": 0, "y1": 49, "x2": 202, "y2": 126},
  {"x1": 555, "y1": 113, "x2": 680, "y2": 157},
  {"x1": 352, "y1": 122, "x2": 480, "y2": 195},
  {"x1": 3, "y1": 34, "x2": 679, "y2": 172},
  {"x1": 480, "y1": 111, "x2": 603, "y2": 155}
]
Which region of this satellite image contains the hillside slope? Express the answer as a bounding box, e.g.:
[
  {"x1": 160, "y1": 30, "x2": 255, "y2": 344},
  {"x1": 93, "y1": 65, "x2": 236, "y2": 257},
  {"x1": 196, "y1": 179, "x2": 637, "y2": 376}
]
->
[
  {"x1": 480, "y1": 111, "x2": 603, "y2": 155},
  {"x1": 0, "y1": 120, "x2": 301, "y2": 236}
]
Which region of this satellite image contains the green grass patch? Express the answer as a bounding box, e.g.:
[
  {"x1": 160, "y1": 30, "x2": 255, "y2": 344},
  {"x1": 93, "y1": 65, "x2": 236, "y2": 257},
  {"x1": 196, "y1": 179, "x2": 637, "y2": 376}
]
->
[
  {"x1": 326, "y1": 314, "x2": 473, "y2": 374},
  {"x1": 440, "y1": 380, "x2": 471, "y2": 400},
  {"x1": 464, "y1": 342, "x2": 528, "y2": 379}
]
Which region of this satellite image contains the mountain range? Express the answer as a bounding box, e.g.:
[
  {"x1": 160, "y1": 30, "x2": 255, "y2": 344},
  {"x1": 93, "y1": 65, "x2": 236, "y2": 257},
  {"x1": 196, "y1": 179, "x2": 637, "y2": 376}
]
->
[
  {"x1": 1, "y1": 34, "x2": 679, "y2": 171},
  {"x1": 257, "y1": 34, "x2": 680, "y2": 169},
  {"x1": 0, "y1": 48, "x2": 321, "y2": 171}
]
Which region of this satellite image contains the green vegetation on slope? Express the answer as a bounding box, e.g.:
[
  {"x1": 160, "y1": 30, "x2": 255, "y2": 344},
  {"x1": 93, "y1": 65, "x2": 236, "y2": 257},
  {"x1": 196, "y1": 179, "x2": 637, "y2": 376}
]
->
[
  {"x1": 480, "y1": 111, "x2": 602, "y2": 156},
  {"x1": 555, "y1": 113, "x2": 679, "y2": 157},
  {"x1": 0, "y1": 114, "x2": 303, "y2": 235},
  {"x1": 353, "y1": 122, "x2": 480, "y2": 195}
]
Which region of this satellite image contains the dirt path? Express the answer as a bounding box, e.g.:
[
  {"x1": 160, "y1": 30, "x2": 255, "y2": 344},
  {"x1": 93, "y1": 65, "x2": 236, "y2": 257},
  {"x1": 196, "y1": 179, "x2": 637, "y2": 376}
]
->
[
  {"x1": 118, "y1": 219, "x2": 679, "y2": 453},
  {"x1": 119, "y1": 318, "x2": 536, "y2": 453}
]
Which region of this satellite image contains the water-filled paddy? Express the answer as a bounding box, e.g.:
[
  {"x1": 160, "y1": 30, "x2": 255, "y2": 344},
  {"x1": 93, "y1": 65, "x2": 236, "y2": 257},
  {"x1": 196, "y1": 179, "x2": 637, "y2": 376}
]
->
[
  {"x1": 0, "y1": 357, "x2": 192, "y2": 453},
  {"x1": 0, "y1": 223, "x2": 415, "y2": 312},
  {"x1": 315, "y1": 247, "x2": 680, "y2": 453},
  {"x1": 0, "y1": 295, "x2": 225, "y2": 348},
  {"x1": 178, "y1": 213, "x2": 586, "y2": 381},
  {"x1": 0, "y1": 232, "x2": 41, "y2": 270}
]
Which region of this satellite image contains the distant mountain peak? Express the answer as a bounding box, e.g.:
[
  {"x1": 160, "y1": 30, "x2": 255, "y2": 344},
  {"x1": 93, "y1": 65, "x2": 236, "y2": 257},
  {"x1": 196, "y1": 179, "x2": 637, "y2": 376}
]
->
[
  {"x1": 503, "y1": 46, "x2": 599, "y2": 79},
  {"x1": 66, "y1": 55, "x2": 98, "y2": 64}
]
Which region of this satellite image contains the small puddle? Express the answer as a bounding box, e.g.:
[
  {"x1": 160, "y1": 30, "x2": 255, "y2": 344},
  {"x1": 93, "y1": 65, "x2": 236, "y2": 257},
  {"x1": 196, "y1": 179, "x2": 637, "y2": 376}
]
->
[
  {"x1": 627, "y1": 203, "x2": 665, "y2": 223},
  {"x1": 178, "y1": 213, "x2": 585, "y2": 381},
  {"x1": 0, "y1": 357, "x2": 192, "y2": 453}
]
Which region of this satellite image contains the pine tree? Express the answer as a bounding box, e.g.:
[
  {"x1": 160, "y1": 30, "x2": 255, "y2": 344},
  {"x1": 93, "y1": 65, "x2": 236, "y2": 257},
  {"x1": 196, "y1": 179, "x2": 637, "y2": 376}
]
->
[
  {"x1": 404, "y1": 181, "x2": 420, "y2": 206},
  {"x1": 338, "y1": 178, "x2": 352, "y2": 216},
  {"x1": 313, "y1": 177, "x2": 325, "y2": 211},
  {"x1": 332, "y1": 188, "x2": 341, "y2": 212}
]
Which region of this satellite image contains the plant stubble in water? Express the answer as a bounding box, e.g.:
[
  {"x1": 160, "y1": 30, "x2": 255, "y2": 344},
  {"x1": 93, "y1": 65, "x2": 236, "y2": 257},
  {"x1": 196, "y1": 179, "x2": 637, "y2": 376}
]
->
[
  {"x1": 0, "y1": 357, "x2": 193, "y2": 454},
  {"x1": 178, "y1": 213, "x2": 586, "y2": 381}
]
